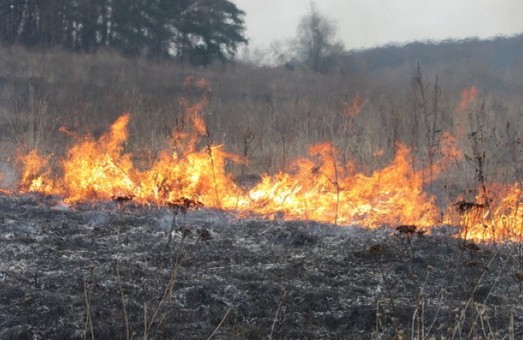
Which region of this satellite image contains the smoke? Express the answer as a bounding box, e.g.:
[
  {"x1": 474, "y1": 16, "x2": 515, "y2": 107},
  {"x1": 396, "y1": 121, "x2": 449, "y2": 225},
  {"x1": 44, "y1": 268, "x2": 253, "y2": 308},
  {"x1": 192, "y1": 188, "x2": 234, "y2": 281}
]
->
[{"x1": 0, "y1": 161, "x2": 17, "y2": 191}]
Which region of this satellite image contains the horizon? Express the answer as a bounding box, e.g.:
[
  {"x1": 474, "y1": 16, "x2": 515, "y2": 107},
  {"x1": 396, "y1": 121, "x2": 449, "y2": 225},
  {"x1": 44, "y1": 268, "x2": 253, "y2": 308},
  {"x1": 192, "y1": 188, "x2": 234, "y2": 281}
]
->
[{"x1": 232, "y1": 0, "x2": 523, "y2": 60}]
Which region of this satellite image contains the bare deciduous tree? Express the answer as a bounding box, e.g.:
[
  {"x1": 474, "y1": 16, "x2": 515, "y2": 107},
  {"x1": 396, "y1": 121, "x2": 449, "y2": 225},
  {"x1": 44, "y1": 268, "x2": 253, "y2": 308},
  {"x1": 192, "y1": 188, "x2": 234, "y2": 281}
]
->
[{"x1": 295, "y1": 4, "x2": 344, "y2": 72}]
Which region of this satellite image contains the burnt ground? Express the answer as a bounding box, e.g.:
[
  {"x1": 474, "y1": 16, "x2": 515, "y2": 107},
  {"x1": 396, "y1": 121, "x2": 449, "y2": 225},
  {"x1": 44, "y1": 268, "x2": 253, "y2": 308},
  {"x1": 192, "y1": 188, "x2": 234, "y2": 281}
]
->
[{"x1": 1, "y1": 194, "x2": 523, "y2": 339}]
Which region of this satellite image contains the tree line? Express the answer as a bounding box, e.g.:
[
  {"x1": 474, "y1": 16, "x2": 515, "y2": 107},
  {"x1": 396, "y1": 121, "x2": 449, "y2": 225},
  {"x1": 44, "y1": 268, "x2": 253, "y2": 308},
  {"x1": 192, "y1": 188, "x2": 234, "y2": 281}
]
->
[{"x1": 0, "y1": 0, "x2": 247, "y2": 65}]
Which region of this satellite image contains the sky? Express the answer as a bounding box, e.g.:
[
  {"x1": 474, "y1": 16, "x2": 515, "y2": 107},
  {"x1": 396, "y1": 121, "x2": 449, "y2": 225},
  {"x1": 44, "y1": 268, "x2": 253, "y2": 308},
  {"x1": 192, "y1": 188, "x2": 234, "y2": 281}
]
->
[{"x1": 231, "y1": 0, "x2": 523, "y2": 52}]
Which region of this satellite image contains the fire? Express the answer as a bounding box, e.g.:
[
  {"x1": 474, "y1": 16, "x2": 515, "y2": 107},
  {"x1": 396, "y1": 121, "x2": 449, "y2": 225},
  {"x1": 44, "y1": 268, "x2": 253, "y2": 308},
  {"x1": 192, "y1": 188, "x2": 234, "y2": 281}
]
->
[
  {"x1": 446, "y1": 182, "x2": 523, "y2": 242},
  {"x1": 140, "y1": 145, "x2": 242, "y2": 207},
  {"x1": 15, "y1": 112, "x2": 440, "y2": 228},
  {"x1": 342, "y1": 94, "x2": 364, "y2": 118},
  {"x1": 9, "y1": 82, "x2": 523, "y2": 243},
  {"x1": 0, "y1": 170, "x2": 10, "y2": 194},
  {"x1": 457, "y1": 85, "x2": 478, "y2": 113},
  {"x1": 62, "y1": 113, "x2": 138, "y2": 202},
  {"x1": 18, "y1": 150, "x2": 56, "y2": 194},
  {"x1": 246, "y1": 143, "x2": 438, "y2": 227}
]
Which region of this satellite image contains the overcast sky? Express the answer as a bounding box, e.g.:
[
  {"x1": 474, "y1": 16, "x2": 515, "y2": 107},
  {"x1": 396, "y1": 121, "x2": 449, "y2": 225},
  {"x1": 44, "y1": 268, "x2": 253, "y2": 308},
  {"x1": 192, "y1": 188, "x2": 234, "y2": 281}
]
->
[{"x1": 231, "y1": 0, "x2": 523, "y2": 51}]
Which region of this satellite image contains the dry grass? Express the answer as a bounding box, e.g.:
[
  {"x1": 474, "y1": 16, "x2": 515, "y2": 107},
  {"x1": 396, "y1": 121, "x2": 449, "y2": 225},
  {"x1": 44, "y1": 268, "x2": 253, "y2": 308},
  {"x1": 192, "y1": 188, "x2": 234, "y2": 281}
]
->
[{"x1": 0, "y1": 45, "x2": 521, "y2": 192}]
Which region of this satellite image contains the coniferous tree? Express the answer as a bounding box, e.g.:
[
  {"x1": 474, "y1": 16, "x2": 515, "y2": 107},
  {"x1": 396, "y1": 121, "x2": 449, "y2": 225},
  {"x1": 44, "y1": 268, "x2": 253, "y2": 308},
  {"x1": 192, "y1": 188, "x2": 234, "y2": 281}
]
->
[
  {"x1": 171, "y1": 0, "x2": 247, "y2": 64},
  {"x1": 0, "y1": 0, "x2": 247, "y2": 65}
]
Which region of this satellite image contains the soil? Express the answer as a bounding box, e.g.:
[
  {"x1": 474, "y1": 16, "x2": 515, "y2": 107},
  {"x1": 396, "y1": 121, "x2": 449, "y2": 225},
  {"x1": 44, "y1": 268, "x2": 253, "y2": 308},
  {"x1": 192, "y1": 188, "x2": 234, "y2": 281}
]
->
[{"x1": 1, "y1": 193, "x2": 523, "y2": 339}]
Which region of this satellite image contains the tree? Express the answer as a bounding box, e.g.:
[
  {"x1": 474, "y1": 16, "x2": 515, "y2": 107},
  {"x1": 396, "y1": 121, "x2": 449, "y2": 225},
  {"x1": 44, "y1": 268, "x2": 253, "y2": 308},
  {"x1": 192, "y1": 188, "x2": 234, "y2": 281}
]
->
[
  {"x1": 295, "y1": 4, "x2": 343, "y2": 72},
  {"x1": 0, "y1": 0, "x2": 247, "y2": 65},
  {"x1": 0, "y1": 0, "x2": 41, "y2": 46},
  {"x1": 107, "y1": 0, "x2": 162, "y2": 56},
  {"x1": 169, "y1": 0, "x2": 247, "y2": 65}
]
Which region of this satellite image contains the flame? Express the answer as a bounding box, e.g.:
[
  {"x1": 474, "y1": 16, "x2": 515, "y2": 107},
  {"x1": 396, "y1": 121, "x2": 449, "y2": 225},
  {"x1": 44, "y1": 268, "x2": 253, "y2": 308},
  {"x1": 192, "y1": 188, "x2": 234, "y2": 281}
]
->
[
  {"x1": 454, "y1": 86, "x2": 479, "y2": 142},
  {"x1": 10, "y1": 81, "x2": 523, "y2": 243},
  {"x1": 140, "y1": 145, "x2": 242, "y2": 208},
  {"x1": 426, "y1": 132, "x2": 463, "y2": 179},
  {"x1": 18, "y1": 150, "x2": 56, "y2": 194},
  {"x1": 0, "y1": 171, "x2": 8, "y2": 194},
  {"x1": 457, "y1": 85, "x2": 478, "y2": 113},
  {"x1": 342, "y1": 94, "x2": 364, "y2": 118},
  {"x1": 61, "y1": 113, "x2": 138, "y2": 202},
  {"x1": 245, "y1": 143, "x2": 438, "y2": 227},
  {"x1": 15, "y1": 112, "x2": 440, "y2": 228},
  {"x1": 445, "y1": 182, "x2": 523, "y2": 242},
  {"x1": 373, "y1": 149, "x2": 384, "y2": 158}
]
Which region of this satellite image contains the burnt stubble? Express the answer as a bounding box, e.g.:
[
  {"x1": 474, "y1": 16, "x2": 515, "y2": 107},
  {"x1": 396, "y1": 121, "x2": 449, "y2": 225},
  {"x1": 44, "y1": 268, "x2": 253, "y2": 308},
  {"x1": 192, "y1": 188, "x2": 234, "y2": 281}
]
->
[{"x1": 1, "y1": 194, "x2": 522, "y2": 339}]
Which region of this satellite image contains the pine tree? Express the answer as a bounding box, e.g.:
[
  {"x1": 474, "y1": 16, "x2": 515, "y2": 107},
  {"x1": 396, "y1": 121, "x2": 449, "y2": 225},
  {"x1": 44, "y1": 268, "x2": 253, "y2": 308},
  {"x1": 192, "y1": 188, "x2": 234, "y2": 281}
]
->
[{"x1": 0, "y1": 0, "x2": 247, "y2": 65}]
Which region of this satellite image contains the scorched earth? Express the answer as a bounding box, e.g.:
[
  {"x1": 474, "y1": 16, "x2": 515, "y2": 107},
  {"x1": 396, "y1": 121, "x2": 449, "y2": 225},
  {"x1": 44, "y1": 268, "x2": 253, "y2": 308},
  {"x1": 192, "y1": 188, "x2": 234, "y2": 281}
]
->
[{"x1": 1, "y1": 193, "x2": 523, "y2": 339}]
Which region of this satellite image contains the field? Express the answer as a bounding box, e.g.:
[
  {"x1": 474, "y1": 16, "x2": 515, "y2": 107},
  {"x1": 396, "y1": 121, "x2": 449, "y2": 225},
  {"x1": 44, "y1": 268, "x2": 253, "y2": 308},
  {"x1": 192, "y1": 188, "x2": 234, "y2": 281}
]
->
[
  {"x1": 1, "y1": 42, "x2": 523, "y2": 338},
  {"x1": 2, "y1": 194, "x2": 523, "y2": 339}
]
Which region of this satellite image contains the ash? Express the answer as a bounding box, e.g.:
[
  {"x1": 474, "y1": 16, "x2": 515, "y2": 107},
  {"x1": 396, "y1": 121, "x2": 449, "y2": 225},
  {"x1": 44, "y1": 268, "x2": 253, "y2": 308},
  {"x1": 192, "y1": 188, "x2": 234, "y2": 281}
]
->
[{"x1": 1, "y1": 194, "x2": 523, "y2": 339}]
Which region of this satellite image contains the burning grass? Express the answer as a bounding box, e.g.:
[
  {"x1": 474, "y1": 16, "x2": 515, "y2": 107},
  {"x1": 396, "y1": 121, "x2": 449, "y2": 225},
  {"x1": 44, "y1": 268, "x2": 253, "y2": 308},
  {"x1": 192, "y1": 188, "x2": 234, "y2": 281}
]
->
[
  {"x1": 18, "y1": 111, "x2": 441, "y2": 227},
  {"x1": 3, "y1": 81, "x2": 521, "y2": 243}
]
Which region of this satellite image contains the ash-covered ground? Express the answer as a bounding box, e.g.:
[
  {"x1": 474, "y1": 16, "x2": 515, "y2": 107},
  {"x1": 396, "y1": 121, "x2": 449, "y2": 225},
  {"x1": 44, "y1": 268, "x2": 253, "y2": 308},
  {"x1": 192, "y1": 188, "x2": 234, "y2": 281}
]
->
[{"x1": 1, "y1": 194, "x2": 523, "y2": 339}]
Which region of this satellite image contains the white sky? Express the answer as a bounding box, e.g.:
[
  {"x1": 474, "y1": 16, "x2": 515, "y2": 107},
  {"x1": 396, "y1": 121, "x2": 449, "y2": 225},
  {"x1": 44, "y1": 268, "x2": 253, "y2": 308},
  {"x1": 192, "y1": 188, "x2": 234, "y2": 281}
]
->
[{"x1": 231, "y1": 0, "x2": 523, "y2": 50}]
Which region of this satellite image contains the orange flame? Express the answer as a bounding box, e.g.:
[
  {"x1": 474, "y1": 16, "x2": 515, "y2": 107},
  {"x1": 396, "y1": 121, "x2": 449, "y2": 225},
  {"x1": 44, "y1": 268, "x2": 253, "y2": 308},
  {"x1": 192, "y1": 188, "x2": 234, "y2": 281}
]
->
[
  {"x1": 427, "y1": 132, "x2": 463, "y2": 179},
  {"x1": 373, "y1": 149, "x2": 384, "y2": 158},
  {"x1": 457, "y1": 85, "x2": 478, "y2": 113},
  {"x1": 11, "y1": 82, "x2": 523, "y2": 243},
  {"x1": 245, "y1": 143, "x2": 438, "y2": 227},
  {"x1": 18, "y1": 150, "x2": 56, "y2": 194},
  {"x1": 342, "y1": 94, "x2": 364, "y2": 118},
  {"x1": 445, "y1": 182, "x2": 523, "y2": 242},
  {"x1": 56, "y1": 113, "x2": 138, "y2": 202},
  {"x1": 16, "y1": 113, "x2": 440, "y2": 228},
  {"x1": 0, "y1": 171, "x2": 8, "y2": 194},
  {"x1": 16, "y1": 111, "x2": 523, "y2": 242}
]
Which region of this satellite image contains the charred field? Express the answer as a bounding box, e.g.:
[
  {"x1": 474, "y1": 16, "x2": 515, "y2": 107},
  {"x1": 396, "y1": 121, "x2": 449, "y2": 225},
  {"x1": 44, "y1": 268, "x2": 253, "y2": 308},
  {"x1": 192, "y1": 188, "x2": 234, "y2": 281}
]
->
[
  {"x1": 1, "y1": 40, "x2": 523, "y2": 339},
  {"x1": 2, "y1": 193, "x2": 523, "y2": 339}
]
